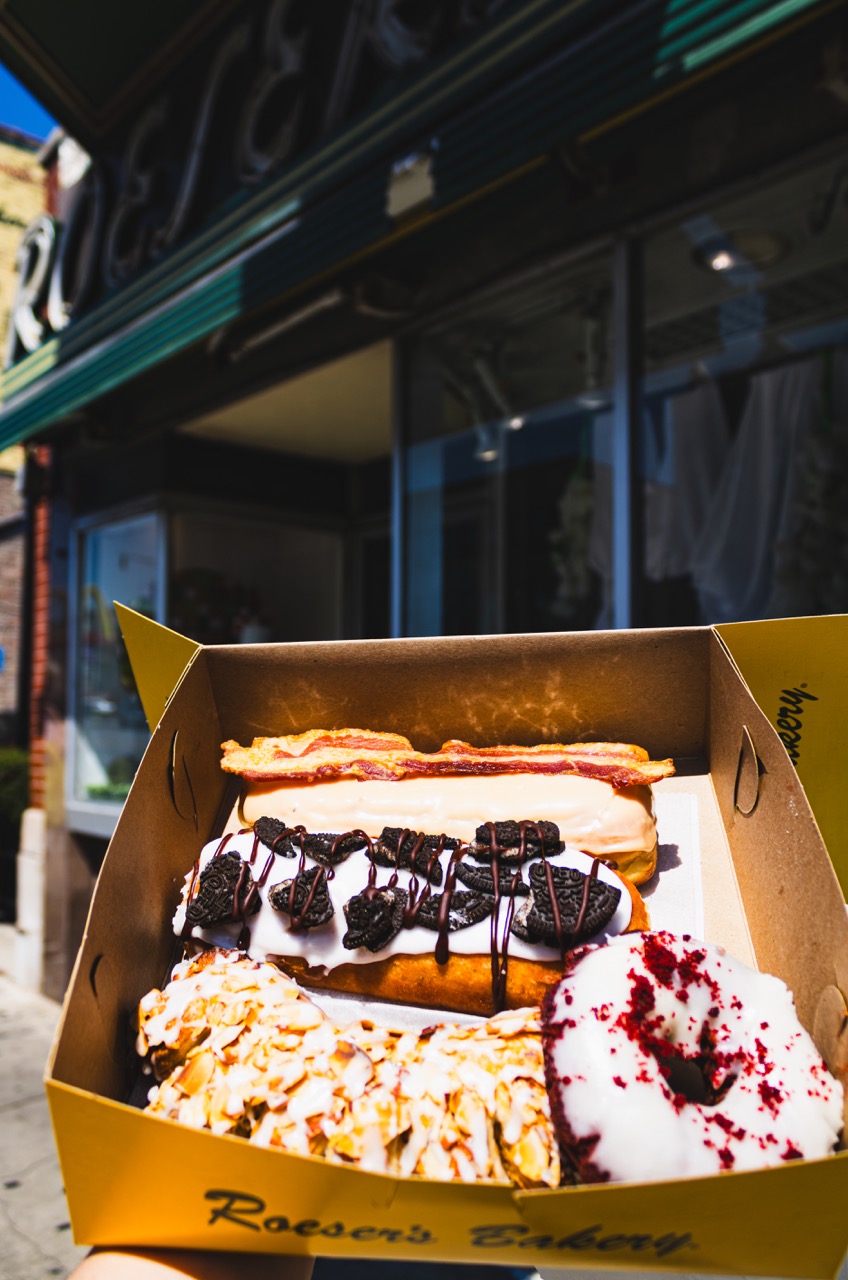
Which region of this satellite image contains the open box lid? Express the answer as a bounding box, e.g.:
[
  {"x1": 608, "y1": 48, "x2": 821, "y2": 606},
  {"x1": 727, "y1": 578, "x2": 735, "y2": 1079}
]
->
[{"x1": 116, "y1": 602, "x2": 200, "y2": 732}]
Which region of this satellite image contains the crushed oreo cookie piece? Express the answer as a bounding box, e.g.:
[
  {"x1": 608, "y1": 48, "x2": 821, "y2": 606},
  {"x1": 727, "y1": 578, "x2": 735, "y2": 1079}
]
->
[
  {"x1": 268, "y1": 865, "x2": 334, "y2": 928},
  {"x1": 412, "y1": 889, "x2": 495, "y2": 932},
  {"x1": 454, "y1": 859, "x2": 530, "y2": 897},
  {"x1": 274, "y1": 830, "x2": 366, "y2": 865},
  {"x1": 254, "y1": 816, "x2": 296, "y2": 855},
  {"x1": 511, "y1": 862, "x2": 620, "y2": 947},
  {"x1": 371, "y1": 828, "x2": 452, "y2": 884},
  {"x1": 186, "y1": 851, "x2": 260, "y2": 927},
  {"x1": 468, "y1": 819, "x2": 562, "y2": 864},
  {"x1": 342, "y1": 887, "x2": 407, "y2": 952}
]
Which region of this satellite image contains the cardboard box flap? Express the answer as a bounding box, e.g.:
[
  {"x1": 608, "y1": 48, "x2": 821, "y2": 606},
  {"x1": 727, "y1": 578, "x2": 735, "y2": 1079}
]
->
[
  {"x1": 706, "y1": 632, "x2": 848, "y2": 1046},
  {"x1": 116, "y1": 602, "x2": 201, "y2": 733},
  {"x1": 202, "y1": 626, "x2": 710, "y2": 760},
  {"x1": 51, "y1": 652, "x2": 229, "y2": 1095},
  {"x1": 717, "y1": 614, "x2": 848, "y2": 895}
]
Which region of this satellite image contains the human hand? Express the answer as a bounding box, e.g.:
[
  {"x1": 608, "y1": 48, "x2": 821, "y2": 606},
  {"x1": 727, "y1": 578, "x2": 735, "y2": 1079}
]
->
[{"x1": 68, "y1": 1247, "x2": 315, "y2": 1280}]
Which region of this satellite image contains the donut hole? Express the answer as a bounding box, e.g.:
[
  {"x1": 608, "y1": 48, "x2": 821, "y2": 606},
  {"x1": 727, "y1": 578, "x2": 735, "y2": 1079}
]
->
[
  {"x1": 662, "y1": 1051, "x2": 737, "y2": 1106},
  {"x1": 664, "y1": 1055, "x2": 708, "y2": 1104}
]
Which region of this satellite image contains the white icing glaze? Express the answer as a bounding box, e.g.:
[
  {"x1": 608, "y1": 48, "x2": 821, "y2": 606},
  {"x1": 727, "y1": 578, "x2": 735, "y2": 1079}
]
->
[
  {"x1": 543, "y1": 931, "x2": 844, "y2": 1181},
  {"x1": 172, "y1": 828, "x2": 632, "y2": 970},
  {"x1": 240, "y1": 773, "x2": 656, "y2": 856}
]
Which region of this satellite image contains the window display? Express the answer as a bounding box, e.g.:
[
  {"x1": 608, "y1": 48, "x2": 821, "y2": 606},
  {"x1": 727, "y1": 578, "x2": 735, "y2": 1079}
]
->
[
  {"x1": 70, "y1": 502, "x2": 344, "y2": 831},
  {"x1": 73, "y1": 512, "x2": 162, "y2": 811}
]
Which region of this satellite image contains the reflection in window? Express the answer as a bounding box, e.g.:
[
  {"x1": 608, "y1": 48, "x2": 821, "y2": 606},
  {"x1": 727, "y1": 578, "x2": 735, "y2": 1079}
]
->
[
  {"x1": 168, "y1": 511, "x2": 342, "y2": 643},
  {"x1": 75, "y1": 513, "x2": 160, "y2": 804},
  {"x1": 405, "y1": 253, "x2": 612, "y2": 635},
  {"x1": 642, "y1": 151, "x2": 848, "y2": 624}
]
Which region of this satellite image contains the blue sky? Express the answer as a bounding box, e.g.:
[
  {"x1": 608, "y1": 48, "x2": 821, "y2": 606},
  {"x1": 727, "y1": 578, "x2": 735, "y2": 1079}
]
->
[{"x1": 0, "y1": 63, "x2": 57, "y2": 141}]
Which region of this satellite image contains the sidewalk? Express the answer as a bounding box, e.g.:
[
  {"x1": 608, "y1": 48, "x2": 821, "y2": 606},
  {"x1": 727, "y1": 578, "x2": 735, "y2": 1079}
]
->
[{"x1": 0, "y1": 923, "x2": 89, "y2": 1279}]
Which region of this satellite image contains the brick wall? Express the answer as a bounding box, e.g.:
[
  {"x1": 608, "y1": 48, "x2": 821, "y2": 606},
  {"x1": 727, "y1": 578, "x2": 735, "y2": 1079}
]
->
[
  {"x1": 0, "y1": 454, "x2": 24, "y2": 738},
  {"x1": 29, "y1": 447, "x2": 50, "y2": 807}
]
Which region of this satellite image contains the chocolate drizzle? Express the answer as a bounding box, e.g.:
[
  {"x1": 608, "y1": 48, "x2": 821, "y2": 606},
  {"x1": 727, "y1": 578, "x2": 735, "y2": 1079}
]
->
[
  {"x1": 181, "y1": 812, "x2": 624, "y2": 1011},
  {"x1": 481, "y1": 820, "x2": 552, "y2": 1011},
  {"x1": 269, "y1": 865, "x2": 334, "y2": 928},
  {"x1": 237, "y1": 828, "x2": 277, "y2": 947},
  {"x1": 435, "y1": 844, "x2": 468, "y2": 965},
  {"x1": 511, "y1": 860, "x2": 618, "y2": 950},
  {"x1": 185, "y1": 847, "x2": 261, "y2": 932},
  {"x1": 254, "y1": 816, "x2": 295, "y2": 854},
  {"x1": 467, "y1": 819, "x2": 562, "y2": 864},
  {"x1": 372, "y1": 828, "x2": 449, "y2": 884},
  {"x1": 413, "y1": 889, "x2": 494, "y2": 933}
]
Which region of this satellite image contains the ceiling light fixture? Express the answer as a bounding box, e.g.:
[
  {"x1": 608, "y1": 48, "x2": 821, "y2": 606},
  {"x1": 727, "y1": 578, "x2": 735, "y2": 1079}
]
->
[
  {"x1": 474, "y1": 424, "x2": 499, "y2": 463},
  {"x1": 577, "y1": 389, "x2": 610, "y2": 410},
  {"x1": 693, "y1": 230, "x2": 790, "y2": 274},
  {"x1": 708, "y1": 249, "x2": 736, "y2": 272}
]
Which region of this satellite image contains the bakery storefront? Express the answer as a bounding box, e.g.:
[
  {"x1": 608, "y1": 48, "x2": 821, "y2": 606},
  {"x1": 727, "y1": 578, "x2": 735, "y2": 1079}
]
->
[{"x1": 0, "y1": 0, "x2": 847, "y2": 995}]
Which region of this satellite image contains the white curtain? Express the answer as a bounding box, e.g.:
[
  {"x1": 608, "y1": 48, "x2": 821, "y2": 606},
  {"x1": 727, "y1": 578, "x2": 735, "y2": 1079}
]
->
[
  {"x1": 691, "y1": 358, "x2": 822, "y2": 622},
  {"x1": 588, "y1": 379, "x2": 730, "y2": 625}
]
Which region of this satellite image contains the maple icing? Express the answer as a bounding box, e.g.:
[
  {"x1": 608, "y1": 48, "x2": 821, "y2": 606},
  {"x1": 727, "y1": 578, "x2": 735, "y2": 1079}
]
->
[{"x1": 239, "y1": 773, "x2": 657, "y2": 857}]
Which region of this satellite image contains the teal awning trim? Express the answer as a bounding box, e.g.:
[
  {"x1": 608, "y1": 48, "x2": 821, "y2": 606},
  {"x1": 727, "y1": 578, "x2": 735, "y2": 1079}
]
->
[
  {"x1": 434, "y1": 0, "x2": 830, "y2": 205},
  {"x1": 0, "y1": 0, "x2": 832, "y2": 449},
  {"x1": 677, "y1": 0, "x2": 825, "y2": 69},
  {"x1": 0, "y1": 171, "x2": 389, "y2": 450}
]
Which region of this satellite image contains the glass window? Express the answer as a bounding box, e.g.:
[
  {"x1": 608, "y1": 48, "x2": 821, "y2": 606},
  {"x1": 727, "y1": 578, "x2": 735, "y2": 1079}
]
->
[
  {"x1": 640, "y1": 150, "x2": 848, "y2": 625},
  {"x1": 73, "y1": 512, "x2": 162, "y2": 809},
  {"x1": 404, "y1": 252, "x2": 612, "y2": 635},
  {"x1": 69, "y1": 498, "x2": 345, "y2": 832},
  {"x1": 168, "y1": 510, "x2": 343, "y2": 643}
]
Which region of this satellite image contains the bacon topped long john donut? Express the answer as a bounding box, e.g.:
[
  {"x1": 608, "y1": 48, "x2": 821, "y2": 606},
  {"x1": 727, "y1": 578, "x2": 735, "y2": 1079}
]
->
[{"x1": 222, "y1": 728, "x2": 674, "y2": 888}]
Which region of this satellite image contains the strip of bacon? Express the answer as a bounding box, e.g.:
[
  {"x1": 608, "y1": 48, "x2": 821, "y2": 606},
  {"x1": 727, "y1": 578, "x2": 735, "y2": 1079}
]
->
[{"x1": 220, "y1": 728, "x2": 674, "y2": 788}]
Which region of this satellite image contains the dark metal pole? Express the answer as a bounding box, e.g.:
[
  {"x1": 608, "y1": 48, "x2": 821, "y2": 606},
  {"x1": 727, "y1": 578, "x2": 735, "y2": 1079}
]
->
[
  {"x1": 611, "y1": 236, "x2": 644, "y2": 629},
  {"x1": 389, "y1": 338, "x2": 407, "y2": 638}
]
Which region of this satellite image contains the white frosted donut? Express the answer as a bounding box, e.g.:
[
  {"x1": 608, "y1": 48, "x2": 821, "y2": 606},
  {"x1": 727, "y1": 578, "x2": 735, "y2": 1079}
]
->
[{"x1": 542, "y1": 930, "x2": 844, "y2": 1182}]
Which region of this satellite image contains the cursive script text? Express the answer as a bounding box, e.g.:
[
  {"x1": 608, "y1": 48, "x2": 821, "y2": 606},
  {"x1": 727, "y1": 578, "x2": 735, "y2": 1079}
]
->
[{"x1": 776, "y1": 685, "x2": 818, "y2": 765}]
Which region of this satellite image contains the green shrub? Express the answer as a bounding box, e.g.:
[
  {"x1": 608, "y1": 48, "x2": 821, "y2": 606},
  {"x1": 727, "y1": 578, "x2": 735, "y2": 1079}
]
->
[
  {"x1": 0, "y1": 747, "x2": 27, "y2": 919},
  {"x1": 0, "y1": 747, "x2": 29, "y2": 844}
]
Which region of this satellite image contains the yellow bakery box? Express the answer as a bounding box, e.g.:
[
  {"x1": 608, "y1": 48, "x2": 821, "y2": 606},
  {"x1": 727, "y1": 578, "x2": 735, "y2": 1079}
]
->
[{"x1": 45, "y1": 609, "x2": 848, "y2": 1276}]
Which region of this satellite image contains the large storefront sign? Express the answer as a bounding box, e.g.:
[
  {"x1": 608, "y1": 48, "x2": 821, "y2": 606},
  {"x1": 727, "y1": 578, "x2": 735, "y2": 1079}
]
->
[{"x1": 5, "y1": 0, "x2": 508, "y2": 368}]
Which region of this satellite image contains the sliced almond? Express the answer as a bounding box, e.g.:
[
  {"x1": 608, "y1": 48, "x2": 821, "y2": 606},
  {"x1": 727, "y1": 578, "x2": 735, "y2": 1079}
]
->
[{"x1": 175, "y1": 1049, "x2": 216, "y2": 1096}]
